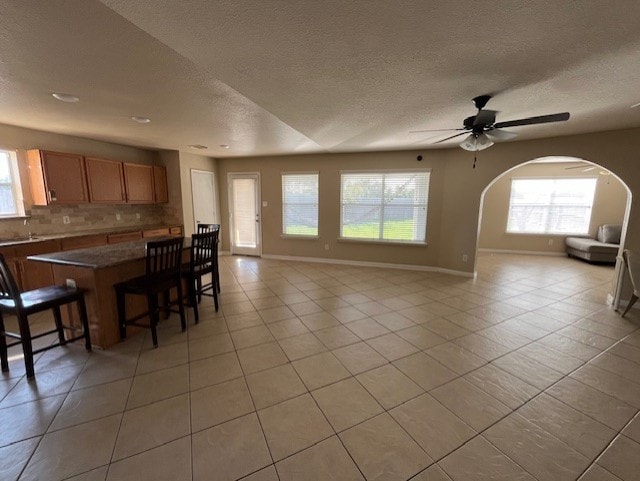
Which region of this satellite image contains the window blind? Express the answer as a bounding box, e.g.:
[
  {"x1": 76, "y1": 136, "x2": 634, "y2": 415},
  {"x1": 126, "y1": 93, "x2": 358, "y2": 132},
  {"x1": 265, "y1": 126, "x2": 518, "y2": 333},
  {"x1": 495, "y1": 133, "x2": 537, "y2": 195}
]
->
[
  {"x1": 0, "y1": 150, "x2": 19, "y2": 216},
  {"x1": 282, "y1": 173, "x2": 319, "y2": 236}
]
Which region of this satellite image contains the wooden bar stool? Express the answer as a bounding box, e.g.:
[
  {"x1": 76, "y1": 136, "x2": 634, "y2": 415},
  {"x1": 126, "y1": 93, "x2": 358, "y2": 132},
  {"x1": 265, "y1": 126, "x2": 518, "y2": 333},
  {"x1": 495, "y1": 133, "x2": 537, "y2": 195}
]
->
[
  {"x1": 196, "y1": 224, "x2": 221, "y2": 294},
  {"x1": 182, "y1": 231, "x2": 218, "y2": 322},
  {"x1": 0, "y1": 253, "x2": 92, "y2": 379}
]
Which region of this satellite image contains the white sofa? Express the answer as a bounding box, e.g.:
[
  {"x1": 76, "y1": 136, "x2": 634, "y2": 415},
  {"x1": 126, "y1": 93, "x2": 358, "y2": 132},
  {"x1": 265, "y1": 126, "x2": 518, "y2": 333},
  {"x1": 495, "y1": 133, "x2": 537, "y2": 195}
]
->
[{"x1": 565, "y1": 224, "x2": 621, "y2": 263}]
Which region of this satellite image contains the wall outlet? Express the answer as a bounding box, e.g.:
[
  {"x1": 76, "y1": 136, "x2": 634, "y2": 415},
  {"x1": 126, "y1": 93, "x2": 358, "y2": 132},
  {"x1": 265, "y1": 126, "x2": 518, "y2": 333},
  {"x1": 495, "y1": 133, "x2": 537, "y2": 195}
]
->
[
  {"x1": 324, "y1": 243, "x2": 330, "y2": 250},
  {"x1": 462, "y1": 254, "x2": 468, "y2": 262},
  {"x1": 262, "y1": 201, "x2": 268, "y2": 207},
  {"x1": 65, "y1": 278, "x2": 76, "y2": 288},
  {"x1": 548, "y1": 239, "x2": 554, "y2": 246},
  {"x1": 136, "y1": 213, "x2": 141, "y2": 220},
  {"x1": 116, "y1": 213, "x2": 121, "y2": 221},
  {"x1": 63, "y1": 215, "x2": 70, "y2": 224}
]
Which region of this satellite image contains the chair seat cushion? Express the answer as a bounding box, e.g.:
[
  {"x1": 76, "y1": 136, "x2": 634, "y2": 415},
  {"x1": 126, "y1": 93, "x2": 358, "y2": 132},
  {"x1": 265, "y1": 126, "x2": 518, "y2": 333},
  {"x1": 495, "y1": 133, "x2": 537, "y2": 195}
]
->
[
  {"x1": 0, "y1": 286, "x2": 82, "y2": 311},
  {"x1": 565, "y1": 236, "x2": 619, "y2": 254}
]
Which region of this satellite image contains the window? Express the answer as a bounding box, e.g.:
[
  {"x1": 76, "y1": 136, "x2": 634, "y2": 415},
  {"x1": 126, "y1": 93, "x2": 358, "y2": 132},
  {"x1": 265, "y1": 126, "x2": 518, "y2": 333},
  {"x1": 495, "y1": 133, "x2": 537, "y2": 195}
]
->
[
  {"x1": 340, "y1": 170, "x2": 430, "y2": 243},
  {"x1": 506, "y1": 177, "x2": 597, "y2": 235},
  {"x1": 0, "y1": 149, "x2": 24, "y2": 218},
  {"x1": 282, "y1": 172, "x2": 319, "y2": 236}
]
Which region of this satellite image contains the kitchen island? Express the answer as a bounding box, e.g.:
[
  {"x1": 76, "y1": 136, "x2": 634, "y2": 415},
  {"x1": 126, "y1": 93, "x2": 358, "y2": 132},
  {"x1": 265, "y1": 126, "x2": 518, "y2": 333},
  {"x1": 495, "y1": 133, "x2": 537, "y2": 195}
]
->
[{"x1": 28, "y1": 237, "x2": 189, "y2": 348}]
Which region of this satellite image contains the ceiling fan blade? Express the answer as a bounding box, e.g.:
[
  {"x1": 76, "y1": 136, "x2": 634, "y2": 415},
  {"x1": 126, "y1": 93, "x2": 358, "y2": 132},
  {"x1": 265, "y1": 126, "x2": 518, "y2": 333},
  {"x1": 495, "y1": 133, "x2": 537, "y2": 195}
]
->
[
  {"x1": 473, "y1": 110, "x2": 497, "y2": 126},
  {"x1": 433, "y1": 131, "x2": 469, "y2": 144},
  {"x1": 494, "y1": 112, "x2": 570, "y2": 129},
  {"x1": 485, "y1": 129, "x2": 517, "y2": 141},
  {"x1": 564, "y1": 164, "x2": 591, "y2": 170},
  {"x1": 409, "y1": 128, "x2": 465, "y2": 134}
]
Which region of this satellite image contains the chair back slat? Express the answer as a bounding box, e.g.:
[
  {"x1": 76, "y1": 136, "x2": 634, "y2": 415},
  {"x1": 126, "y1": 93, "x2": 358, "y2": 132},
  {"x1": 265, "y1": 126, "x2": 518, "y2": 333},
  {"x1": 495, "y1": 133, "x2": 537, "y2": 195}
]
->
[
  {"x1": 190, "y1": 231, "x2": 216, "y2": 274},
  {"x1": 196, "y1": 223, "x2": 219, "y2": 234},
  {"x1": 0, "y1": 253, "x2": 22, "y2": 309},
  {"x1": 145, "y1": 237, "x2": 184, "y2": 278}
]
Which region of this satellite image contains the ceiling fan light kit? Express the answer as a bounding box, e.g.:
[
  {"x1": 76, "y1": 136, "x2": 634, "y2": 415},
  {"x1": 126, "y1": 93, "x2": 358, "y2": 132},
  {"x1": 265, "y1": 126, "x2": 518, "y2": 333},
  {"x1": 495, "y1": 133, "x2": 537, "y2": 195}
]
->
[{"x1": 460, "y1": 132, "x2": 493, "y2": 151}]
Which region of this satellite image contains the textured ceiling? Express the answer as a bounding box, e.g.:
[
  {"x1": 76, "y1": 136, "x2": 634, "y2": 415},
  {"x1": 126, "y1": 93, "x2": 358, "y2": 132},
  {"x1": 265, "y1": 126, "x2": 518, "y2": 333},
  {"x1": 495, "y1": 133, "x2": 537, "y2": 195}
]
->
[{"x1": 1, "y1": 1, "x2": 639, "y2": 157}]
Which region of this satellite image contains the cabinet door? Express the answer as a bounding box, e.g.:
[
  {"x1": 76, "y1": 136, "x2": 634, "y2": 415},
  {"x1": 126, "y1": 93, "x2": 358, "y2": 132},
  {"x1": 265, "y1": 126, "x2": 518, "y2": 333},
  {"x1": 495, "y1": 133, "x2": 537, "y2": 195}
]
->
[
  {"x1": 86, "y1": 157, "x2": 126, "y2": 203},
  {"x1": 30, "y1": 151, "x2": 89, "y2": 204},
  {"x1": 15, "y1": 240, "x2": 60, "y2": 291},
  {"x1": 153, "y1": 165, "x2": 168, "y2": 203},
  {"x1": 61, "y1": 234, "x2": 108, "y2": 251},
  {"x1": 108, "y1": 231, "x2": 142, "y2": 244},
  {"x1": 124, "y1": 164, "x2": 154, "y2": 203}
]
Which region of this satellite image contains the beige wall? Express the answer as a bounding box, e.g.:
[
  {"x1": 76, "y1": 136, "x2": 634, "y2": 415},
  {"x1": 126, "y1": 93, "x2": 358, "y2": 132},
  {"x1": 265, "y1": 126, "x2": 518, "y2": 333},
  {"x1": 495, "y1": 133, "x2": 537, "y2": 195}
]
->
[
  {"x1": 0, "y1": 123, "x2": 181, "y2": 238},
  {"x1": 479, "y1": 161, "x2": 628, "y2": 253},
  {"x1": 178, "y1": 152, "x2": 218, "y2": 237}
]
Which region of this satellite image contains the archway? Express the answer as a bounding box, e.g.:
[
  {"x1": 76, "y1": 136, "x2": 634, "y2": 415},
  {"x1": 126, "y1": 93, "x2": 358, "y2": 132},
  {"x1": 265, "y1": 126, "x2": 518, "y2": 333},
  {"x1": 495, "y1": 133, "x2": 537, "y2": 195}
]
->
[{"x1": 475, "y1": 156, "x2": 632, "y2": 308}]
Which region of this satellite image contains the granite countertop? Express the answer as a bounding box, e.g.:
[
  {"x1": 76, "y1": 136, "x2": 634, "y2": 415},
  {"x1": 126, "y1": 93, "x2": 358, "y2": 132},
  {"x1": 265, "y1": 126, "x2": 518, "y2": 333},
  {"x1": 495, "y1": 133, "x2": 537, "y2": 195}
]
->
[{"x1": 28, "y1": 237, "x2": 190, "y2": 269}]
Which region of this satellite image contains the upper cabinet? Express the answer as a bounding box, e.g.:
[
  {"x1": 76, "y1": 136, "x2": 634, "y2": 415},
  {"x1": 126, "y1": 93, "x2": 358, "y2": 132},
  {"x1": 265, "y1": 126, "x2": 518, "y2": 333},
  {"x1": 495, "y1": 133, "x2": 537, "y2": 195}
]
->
[
  {"x1": 123, "y1": 163, "x2": 154, "y2": 204},
  {"x1": 86, "y1": 157, "x2": 126, "y2": 203},
  {"x1": 153, "y1": 165, "x2": 168, "y2": 203},
  {"x1": 27, "y1": 150, "x2": 89, "y2": 205}
]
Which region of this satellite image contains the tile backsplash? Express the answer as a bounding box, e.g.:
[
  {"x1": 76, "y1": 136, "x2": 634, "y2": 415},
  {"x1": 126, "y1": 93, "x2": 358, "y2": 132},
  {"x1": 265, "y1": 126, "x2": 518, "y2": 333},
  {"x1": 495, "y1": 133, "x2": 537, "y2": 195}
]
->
[{"x1": 0, "y1": 203, "x2": 181, "y2": 240}]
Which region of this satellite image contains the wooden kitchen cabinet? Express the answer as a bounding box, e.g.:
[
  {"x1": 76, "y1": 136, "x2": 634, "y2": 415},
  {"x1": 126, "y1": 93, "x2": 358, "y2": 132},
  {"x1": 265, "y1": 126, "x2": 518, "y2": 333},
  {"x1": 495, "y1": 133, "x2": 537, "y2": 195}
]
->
[
  {"x1": 123, "y1": 163, "x2": 154, "y2": 204},
  {"x1": 14, "y1": 240, "x2": 61, "y2": 291},
  {"x1": 142, "y1": 227, "x2": 170, "y2": 238},
  {"x1": 153, "y1": 165, "x2": 168, "y2": 203},
  {"x1": 108, "y1": 231, "x2": 142, "y2": 244},
  {"x1": 86, "y1": 157, "x2": 126, "y2": 203},
  {"x1": 61, "y1": 234, "x2": 108, "y2": 251},
  {"x1": 27, "y1": 150, "x2": 89, "y2": 205}
]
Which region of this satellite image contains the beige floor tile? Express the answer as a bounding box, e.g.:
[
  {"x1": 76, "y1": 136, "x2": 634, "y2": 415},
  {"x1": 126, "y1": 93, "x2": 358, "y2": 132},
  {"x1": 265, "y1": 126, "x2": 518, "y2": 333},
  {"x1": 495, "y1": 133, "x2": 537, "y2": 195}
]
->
[
  {"x1": 73, "y1": 356, "x2": 138, "y2": 390},
  {"x1": 425, "y1": 342, "x2": 487, "y2": 375},
  {"x1": 329, "y1": 306, "x2": 368, "y2": 323},
  {"x1": 188, "y1": 332, "x2": 235, "y2": 361},
  {"x1": 191, "y1": 377, "x2": 254, "y2": 432},
  {"x1": 278, "y1": 332, "x2": 327, "y2": 360},
  {"x1": 477, "y1": 325, "x2": 531, "y2": 349},
  {"x1": 332, "y1": 342, "x2": 388, "y2": 375},
  {"x1": 356, "y1": 364, "x2": 424, "y2": 409},
  {"x1": 276, "y1": 436, "x2": 364, "y2": 481},
  {"x1": 346, "y1": 318, "x2": 391, "y2": 340},
  {"x1": 127, "y1": 364, "x2": 189, "y2": 410},
  {"x1": 292, "y1": 351, "x2": 351, "y2": 390},
  {"x1": 66, "y1": 466, "x2": 109, "y2": 481},
  {"x1": 237, "y1": 342, "x2": 289, "y2": 374},
  {"x1": 372, "y1": 312, "x2": 415, "y2": 331},
  {"x1": 421, "y1": 318, "x2": 471, "y2": 340},
  {"x1": 538, "y1": 332, "x2": 601, "y2": 361},
  {"x1": 289, "y1": 301, "x2": 323, "y2": 316},
  {"x1": 390, "y1": 393, "x2": 476, "y2": 460},
  {"x1": 113, "y1": 394, "x2": 190, "y2": 460},
  {"x1": 578, "y1": 464, "x2": 623, "y2": 481},
  {"x1": 340, "y1": 413, "x2": 432, "y2": 480},
  {"x1": 591, "y1": 351, "x2": 640, "y2": 384},
  {"x1": 0, "y1": 437, "x2": 40, "y2": 481},
  {"x1": 452, "y1": 332, "x2": 512, "y2": 361},
  {"x1": 0, "y1": 394, "x2": 65, "y2": 447},
  {"x1": 242, "y1": 465, "x2": 279, "y2": 481},
  {"x1": 518, "y1": 393, "x2": 616, "y2": 458},
  {"x1": 231, "y1": 324, "x2": 275, "y2": 350},
  {"x1": 485, "y1": 413, "x2": 590, "y2": 481},
  {"x1": 393, "y1": 352, "x2": 457, "y2": 391},
  {"x1": 464, "y1": 364, "x2": 540, "y2": 409},
  {"x1": 189, "y1": 351, "x2": 243, "y2": 390},
  {"x1": 299, "y1": 312, "x2": 341, "y2": 331},
  {"x1": 493, "y1": 351, "x2": 564, "y2": 390},
  {"x1": 267, "y1": 318, "x2": 310, "y2": 340},
  {"x1": 622, "y1": 413, "x2": 640, "y2": 443},
  {"x1": 597, "y1": 435, "x2": 640, "y2": 481},
  {"x1": 258, "y1": 306, "x2": 296, "y2": 323},
  {"x1": 431, "y1": 378, "x2": 511, "y2": 431},
  {"x1": 557, "y1": 325, "x2": 616, "y2": 350},
  {"x1": 251, "y1": 296, "x2": 285, "y2": 310},
  {"x1": 186, "y1": 318, "x2": 229, "y2": 340},
  {"x1": 258, "y1": 393, "x2": 334, "y2": 461},
  {"x1": 222, "y1": 300, "x2": 256, "y2": 316},
  {"x1": 570, "y1": 364, "x2": 640, "y2": 408},
  {"x1": 314, "y1": 325, "x2": 361, "y2": 349},
  {"x1": 192, "y1": 413, "x2": 272, "y2": 481},
  {"x1": 50, "y1": 378, "x2": 131, "y2": 431},
  {"x1": 312, "y1": 378, "x2": 384, "y2": 432},
  {"x1": 440, "y1": 436, "x2": 536, "y2": 480},
  {"x1": 226, "y1": 311, "x2": 264, "y2": 331},
  {"x1": 20, "y1": 414, "x2": 121, "y2": 481},
  {"x1": 396, "y1": 325, "x2": 447, "y2": 350},
  {"x1": 34, "y1": 343, "x2": 92, "y2": 371},
  {"x1": 366, "y1": 333, "x2": 419, "y2": 361},
  {"x1": 106, "y1": 436, "x2": 191, "y2": 481},
  {"x1": 245, "y1": 363, "x2": 307, "y2": 409},
  {"x1": 411, "y1": 464, "x2": 454, "y2": 480},
  {"x1": 574, "y1": 317, "x2": 636, "y2": 340}
]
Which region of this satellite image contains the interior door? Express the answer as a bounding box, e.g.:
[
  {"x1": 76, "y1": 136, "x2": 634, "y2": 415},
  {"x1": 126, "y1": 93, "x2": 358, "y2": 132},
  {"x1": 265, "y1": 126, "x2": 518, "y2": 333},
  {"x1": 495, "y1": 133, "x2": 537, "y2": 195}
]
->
[
  {"x1": 228, "y1": 173, "x2": 261, "y2": 256},
  {"x1": 191, "y1": 169, "x2": 217, "y2": 232}
]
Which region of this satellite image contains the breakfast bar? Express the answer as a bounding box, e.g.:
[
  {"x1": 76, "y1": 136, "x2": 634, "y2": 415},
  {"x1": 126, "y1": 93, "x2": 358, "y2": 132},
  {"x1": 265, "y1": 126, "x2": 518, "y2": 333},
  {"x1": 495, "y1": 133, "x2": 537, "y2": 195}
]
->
[{"x1": 28, "y1": 238, "x2": 189, "y2": 348}]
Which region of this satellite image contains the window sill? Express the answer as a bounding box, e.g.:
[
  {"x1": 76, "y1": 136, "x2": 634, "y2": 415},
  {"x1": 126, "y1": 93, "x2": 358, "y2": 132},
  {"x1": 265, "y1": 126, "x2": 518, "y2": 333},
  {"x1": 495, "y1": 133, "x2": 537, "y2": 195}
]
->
[
  {"x1": 505, "y1": 232, "x2": 588, "y2": 237},
  {"x1": 0, "y1": 215, "x2": 30, "y2": 222},
  {"x1": 280, "y1": 234, "x2": 320, "y2": 240},
  {"x1": 337, "y1": 237, "x2": 427, "y2": 247}
]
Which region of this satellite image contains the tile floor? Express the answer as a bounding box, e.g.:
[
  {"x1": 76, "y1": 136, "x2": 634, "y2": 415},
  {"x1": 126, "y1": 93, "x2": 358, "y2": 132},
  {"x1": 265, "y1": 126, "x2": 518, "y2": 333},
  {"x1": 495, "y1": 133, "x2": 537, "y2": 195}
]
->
[{"x1": 2, "y1": 253, "x2": 640, "y2": 480}]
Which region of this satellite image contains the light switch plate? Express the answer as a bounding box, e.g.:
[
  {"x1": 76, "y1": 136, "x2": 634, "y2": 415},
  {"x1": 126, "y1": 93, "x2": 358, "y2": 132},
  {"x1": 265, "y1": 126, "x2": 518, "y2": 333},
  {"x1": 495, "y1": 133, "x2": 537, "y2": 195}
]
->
[{"x1": 63, "y1": 215, "x2": 70, "y2": 224}]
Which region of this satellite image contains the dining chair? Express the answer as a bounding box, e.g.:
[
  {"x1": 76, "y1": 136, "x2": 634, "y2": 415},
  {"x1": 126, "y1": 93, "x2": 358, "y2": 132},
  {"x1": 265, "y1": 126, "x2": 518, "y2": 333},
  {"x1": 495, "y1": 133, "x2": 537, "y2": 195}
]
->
[
  {"x1": 0, "y1": 253, "x2": 92, "y2": 379},
  {"x1": 182, "y1": 230, "x2": 218, "y2": 322},
  {"x1": 115, "y1": 237, "x2": 186, "y2": 348},
  {"x1": 621, "y1": 249, "x2": 639, "y2": 317},
  {"x1": 196, "y1": 223, "x2": 221, "y2": 294}
]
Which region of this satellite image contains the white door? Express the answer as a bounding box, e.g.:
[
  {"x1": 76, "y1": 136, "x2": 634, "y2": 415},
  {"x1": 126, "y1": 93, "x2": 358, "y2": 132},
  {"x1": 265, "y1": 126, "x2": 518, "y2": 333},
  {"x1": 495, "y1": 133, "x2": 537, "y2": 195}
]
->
[
  {"x1": 191, "y1": 170, "x2": 217, "y2": 232},
  {"x1": 228, "y1": 173, "x2": 261, "y2": 256}
]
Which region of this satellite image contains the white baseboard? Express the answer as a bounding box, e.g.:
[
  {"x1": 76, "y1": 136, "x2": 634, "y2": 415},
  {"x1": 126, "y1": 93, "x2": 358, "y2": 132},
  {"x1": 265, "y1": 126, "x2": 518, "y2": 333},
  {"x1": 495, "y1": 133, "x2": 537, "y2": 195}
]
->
[
  {"x1": 260, "y1": 253, "x2": 475, "y2": 278},
  {"x1": 478, "y1": 248, "x2": 566, "y2": 257}
]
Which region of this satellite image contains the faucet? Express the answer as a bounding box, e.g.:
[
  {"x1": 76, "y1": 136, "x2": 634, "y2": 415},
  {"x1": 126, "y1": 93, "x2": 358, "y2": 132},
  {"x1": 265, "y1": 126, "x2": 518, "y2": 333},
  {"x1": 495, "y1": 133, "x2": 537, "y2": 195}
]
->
[{"x1": 24, "y1": 218, "x2": 34, "y2": 240}]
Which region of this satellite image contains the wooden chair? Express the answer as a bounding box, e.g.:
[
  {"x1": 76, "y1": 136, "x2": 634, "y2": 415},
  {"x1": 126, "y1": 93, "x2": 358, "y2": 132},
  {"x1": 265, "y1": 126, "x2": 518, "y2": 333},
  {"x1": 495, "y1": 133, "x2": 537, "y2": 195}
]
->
[
  {"x1": 182, "y1": 231, "x2": 219, "y2": 322},
  {"x1": 0, "y1": 253, "x2": 91, "y2": 379},
  {"x1": 115, "y1": 237, "x2": 186, "y2": 348},
  {"x1": 196, "y1": 224, "x2": 221, "y2": 294},
  {"x1": 621, "y1": 250, "x2": 639, "y2": 317}
]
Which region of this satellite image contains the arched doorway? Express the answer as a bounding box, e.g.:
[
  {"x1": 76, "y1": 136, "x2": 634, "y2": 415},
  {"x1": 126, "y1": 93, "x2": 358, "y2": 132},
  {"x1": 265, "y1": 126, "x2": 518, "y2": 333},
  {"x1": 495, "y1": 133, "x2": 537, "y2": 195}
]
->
[{"x1": 476, "y1": 156, "x2": 632, "y2": 309}]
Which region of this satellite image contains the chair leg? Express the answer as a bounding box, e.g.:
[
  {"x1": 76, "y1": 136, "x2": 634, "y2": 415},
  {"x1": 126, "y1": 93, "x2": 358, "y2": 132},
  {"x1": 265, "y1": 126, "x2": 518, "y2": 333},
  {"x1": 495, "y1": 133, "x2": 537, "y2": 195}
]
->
[
  {"x1": 163, "y1": 291, "x2": 171, "y2": 319},
  {"x1": 622, "y1": 294, "x2": 639, "y2": 318},
  {"x1": 213, "y1": 278, "x2": 219, "y2": 312},
  {"x1": 16, "y1": 313, "x2": 35, "y2": 379},
  {"x1": 0, "y1": 312, "x2": 9, "y2": 372},
  {"x1": 196, "y1": 277, "x2": 202, "y2": 304},
  {"x1": 116, "y1": 288, "x2": 127, "y2": 340},
  {"x1": 177, "y1": 279, "x2": 187, "y2": 330},
  {"x1": 52, "y1": 306, "x2": 66, "y2": 345},
  {"x1": 148, "y1": 293, "x2": 160, "y2": 348},
  {"x1": 77, "y1": 295, "x2": 92, "y2": 351},
  {"x1": 190, "y1": 279, "x2": 200, "y2": 323}
]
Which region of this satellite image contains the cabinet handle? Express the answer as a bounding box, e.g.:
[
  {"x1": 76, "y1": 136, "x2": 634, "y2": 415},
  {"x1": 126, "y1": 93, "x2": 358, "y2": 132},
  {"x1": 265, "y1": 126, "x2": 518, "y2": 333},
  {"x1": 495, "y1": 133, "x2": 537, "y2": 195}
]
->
[{"x1": 48, "y1": 189, "x2": 57, "y2": 201}]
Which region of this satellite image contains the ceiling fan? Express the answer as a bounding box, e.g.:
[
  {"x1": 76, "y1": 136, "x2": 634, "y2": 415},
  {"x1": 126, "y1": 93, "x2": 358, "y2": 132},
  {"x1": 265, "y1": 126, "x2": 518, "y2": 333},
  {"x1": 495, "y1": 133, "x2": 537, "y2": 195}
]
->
[
  {"x1": 412, "y1": 95, "x2": 570, "y2": 152},
  {"x1": 565, "y1": 164, "x2": 611, "y2": 176}
]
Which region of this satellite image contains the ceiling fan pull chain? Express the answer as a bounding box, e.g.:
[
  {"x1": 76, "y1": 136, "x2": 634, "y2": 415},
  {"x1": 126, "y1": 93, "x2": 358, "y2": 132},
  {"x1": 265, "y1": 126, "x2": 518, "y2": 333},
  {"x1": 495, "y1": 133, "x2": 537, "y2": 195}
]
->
[{"x1": 473, "y1": 153, "x2": 477, "y2": 169}]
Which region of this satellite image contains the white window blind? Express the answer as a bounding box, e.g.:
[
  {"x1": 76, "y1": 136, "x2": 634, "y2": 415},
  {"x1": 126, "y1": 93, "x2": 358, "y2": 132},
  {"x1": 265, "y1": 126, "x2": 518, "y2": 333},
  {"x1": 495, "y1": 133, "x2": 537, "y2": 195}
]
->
[
  {"x1": 0, "y1": 150, "x2": 23, "y2": 217},
  {"x1": 340, "y1": 170, "x2": 429, "y2": 242},
  {"x1": 506, "y1": 177, "x2": 597, "y2": 235},
  {"x1": 282, "y1": 173, "x2": 319, "y2": 236}
]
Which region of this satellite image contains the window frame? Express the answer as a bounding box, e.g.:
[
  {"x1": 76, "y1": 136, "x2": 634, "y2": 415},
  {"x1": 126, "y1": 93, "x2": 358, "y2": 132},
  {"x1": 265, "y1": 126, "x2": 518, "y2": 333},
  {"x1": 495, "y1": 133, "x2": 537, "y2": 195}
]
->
[
  {"x1": 0, "y1": 149, "x2": 26, "y2": 219},
  {"x1": 339, "y1": 169, "x2": 430, "y2": 245},
  {"x1": 281, "y1": 171, "x2": 319, "y2": 238},
  {"x1": 505, "y1": 176, "x2": 598, "y2": 236}
]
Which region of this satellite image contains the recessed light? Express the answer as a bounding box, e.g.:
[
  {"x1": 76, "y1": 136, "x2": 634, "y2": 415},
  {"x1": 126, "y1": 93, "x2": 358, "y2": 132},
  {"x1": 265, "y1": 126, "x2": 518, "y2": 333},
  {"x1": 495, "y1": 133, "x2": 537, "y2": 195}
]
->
[
  {"x1": 131, "y1": 116, "x2": 151, "y2": 124},
  {"x1": 220, "y1": 144, "x2": 230, "y2": 149},
  {"x1": 189, "y1": 144, "x2": 208, "y2": 150},
  {"x1": 631, "y1": 101, "x2": 640, "y2": 108},
  {"x1": 52, "y1": 93, "x2": 79, "y2": 103}
]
